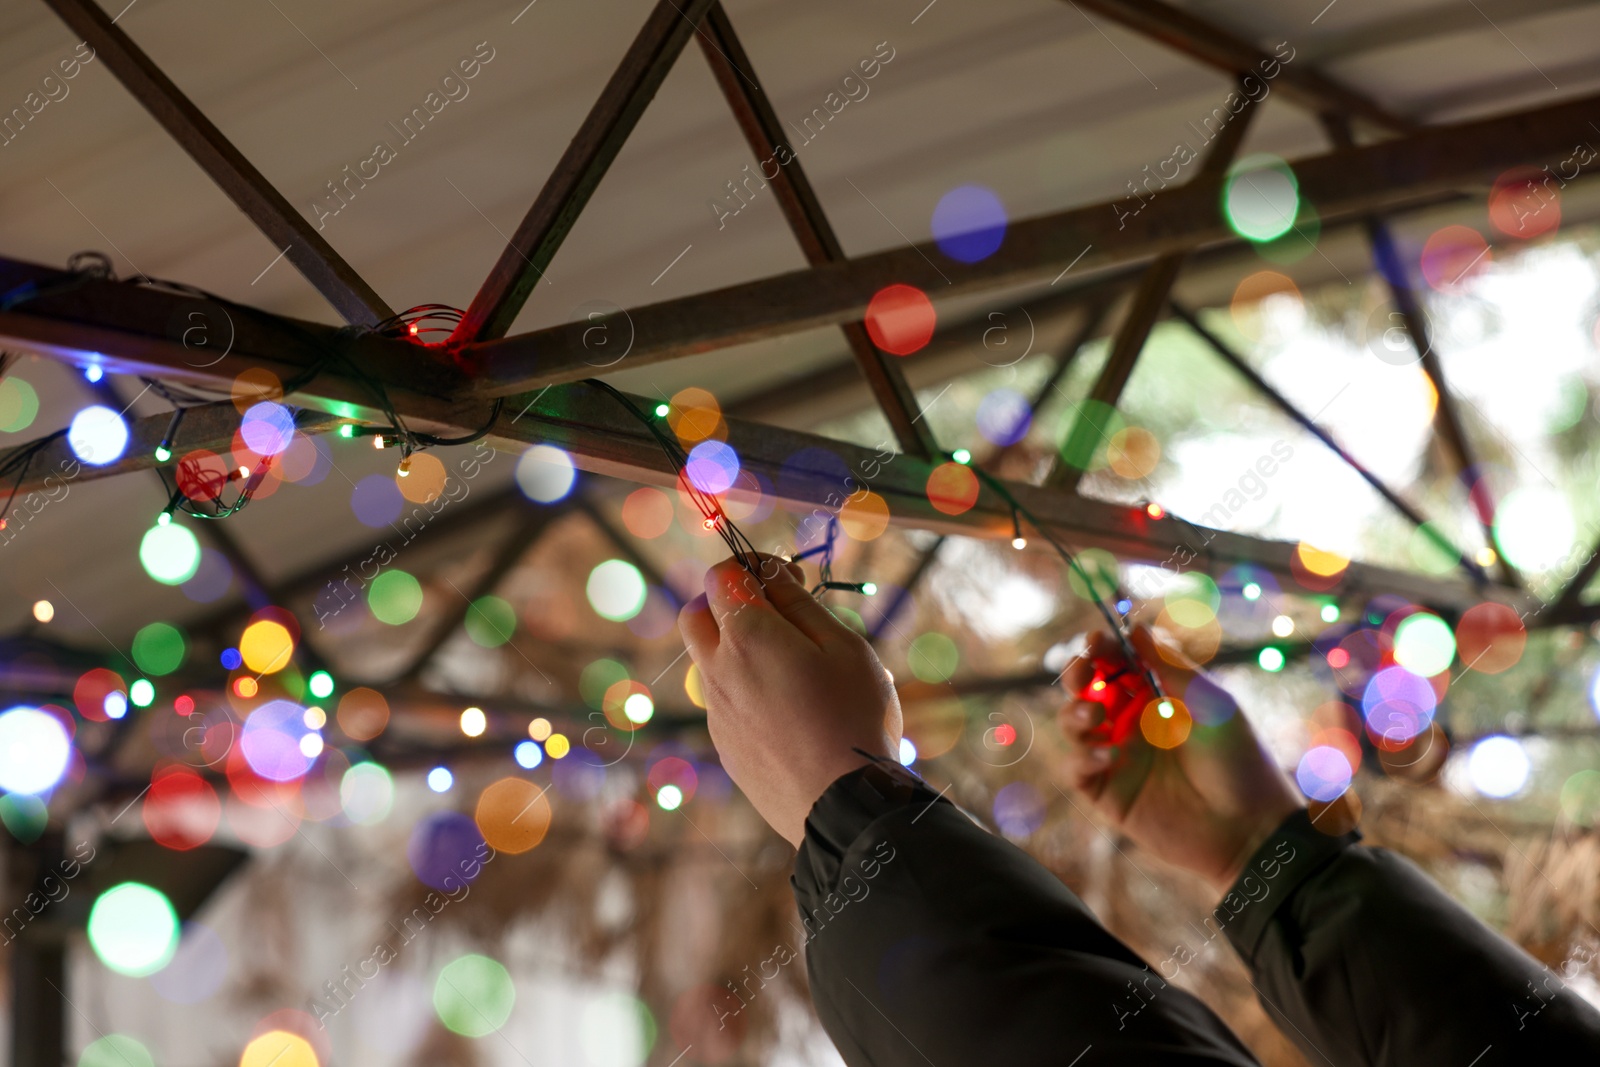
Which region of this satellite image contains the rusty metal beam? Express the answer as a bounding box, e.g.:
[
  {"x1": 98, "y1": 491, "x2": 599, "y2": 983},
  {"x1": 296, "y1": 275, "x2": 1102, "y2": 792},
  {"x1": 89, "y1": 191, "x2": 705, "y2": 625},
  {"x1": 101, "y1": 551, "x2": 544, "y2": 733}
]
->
[
  {"x1": 696, "y1": 2, "x2": 936, "y2": 458},
  {"x1": 1321, "y1": 114, "x2": 1520, "y2": 588},
  {"x1": 451, "y1": 0, "x2": 718, "y2": 343},
  {"x1": 0, "y1": 255, "x2": 1531, "y2": 617},
  {"x1": 1168, "y1": 300, "x2": 1487, "y2": 584},
  {"x1": 1065, "y1": 0, "x2": 1415, "y2": 133},
  {"x1": 872, "y1": 301, "x2": 1129, "y2": 645},
  {"x1": 1550, "y1": 538, "x2": 1600, "y2": 618},
  {"x1": 1046, "y1": 253, "x2": 1185, "y2": 490},
  {"x1": 0, "y1": 397, "x2": 348, "y2": 498},
  {"x1": 460, "y1": 87, "x2": 1600, "y2": 400},
  {"x1": 1047, "y1": 89, "x2": 1256, "y2": 490},
  {"x1": 41, "y1": 0, "x2": 393, "y2": 325}
]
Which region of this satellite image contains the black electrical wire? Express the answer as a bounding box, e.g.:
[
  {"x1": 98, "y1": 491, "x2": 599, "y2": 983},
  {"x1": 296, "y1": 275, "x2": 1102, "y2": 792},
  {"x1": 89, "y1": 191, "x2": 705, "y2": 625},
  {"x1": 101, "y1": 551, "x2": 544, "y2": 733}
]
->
[
  {"x1": 580, "y1": 378, "x2": 767, "y2": 581},
  {"x1": 0, "y1": 430, "x2": 68, "y2": 530},
  {"x1": 960, "y1": 455, "x2": 1169, "y2": 704}
]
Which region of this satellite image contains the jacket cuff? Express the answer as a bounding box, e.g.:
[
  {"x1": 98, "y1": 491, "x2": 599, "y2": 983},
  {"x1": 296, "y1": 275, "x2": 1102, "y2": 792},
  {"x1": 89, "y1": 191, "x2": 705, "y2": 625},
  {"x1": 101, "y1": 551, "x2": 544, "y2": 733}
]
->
[
  {"x1": 793, "y1": 761, "x2": 947, "y2": 896},
  {"x1": 1222, "y1": 807, "x2": 1361, "y2": 965}
]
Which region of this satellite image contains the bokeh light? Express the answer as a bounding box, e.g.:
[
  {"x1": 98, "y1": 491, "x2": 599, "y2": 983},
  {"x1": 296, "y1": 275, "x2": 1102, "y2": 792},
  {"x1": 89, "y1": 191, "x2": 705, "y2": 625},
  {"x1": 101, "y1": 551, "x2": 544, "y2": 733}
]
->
[
  {"x1": 0, "y1": 377, "x2": 40, "y2": 433},
  {"x1": 1489, "y1": 166, "x2": 1560, "y2": 239},
  {"x1": 685, "y1": 440, "x2": 740, "y2": 494},
  {"x1": 336, "y1": 687, "x2": 389, "y2": 741},
  {"x1": 0, "y1": 706, "x2": 72, "y2": 794},
  {"x1": 975, "y1": 388, "x2": 1031, "y2": 446},
  {"x1": 408, "y1": 811, "x2": 485, "y2": 890},
  {"x1": 88, "y1": 882, "x2": 179, "y2": 976},
  {"x1": 992, "y1": 782, "x2": 1045, "y2": 838},
  {"x1": 622, "y1": 487, "x2": 674, "y2": 539},
  {"x1": 580, "y1": 993, "x2": 657, "y2": 1067},
  {"x1": 1224, "y1": 157, "x2": 1299, "y2": 242},
  {"x1": 132, "y1": 622, "x2": 186, "y2": 676},
  {"x1": 1296, "y1": 746, "x2": 1353, "y2": 802},
  {"x1": 839, "y1": 491, "x2": 891, "y2": 541},
  {"x1": 1420, "y1": 225, "x2": 1491, "y2": 292},
  {"x1": 925, "y1": 462, "x2": 978, "y2": 515},
  {"x1": 1393, "y1": 613, "x2": 1455, "y2": 677},
  {"x1": 1362, "y1": 666, "x2": 1437, "y2": 744},
  {"x1": 368, "y1": 569, "x2": 423, "y2": 625},
  {"x1": 427, "y1": 766, "x2": 453, "y2": 792},
  {"x1": 864, "y1": 284, "x2": 936, "y2": 355},
  {"x1": 240, "y1": 401, "x2": 295, "y2": 456},
  {"x1": 434, "y1": 955, "x2": 515, "y2": 1037},
  {"x1": 514, "y1": 740, "x2": 544, "y2": 769},
  {"x1": 396, "y1": 451, "x2": 448, "y2": 504},
  {"x1": 587, "y1": 560, "x2": 647, "y2": 621},
  {"x1": 340, "y1": 762, "x2": 394, "y2": 824},
  {"x1": 143, "y1": 767, "x2": 220, "y2": 851},
  {"x1": 79, "y1": 1035, "x2": 156, "y2": 1067},
  {"x1": 465, "y1": 596, "x2": 516, "y2": 647},
  {"x1": 1295, "y1": 542, "x2": 1348, "y2": 579},
  {"x1": 350, "y1": 473, "x2": 405, "y2": 528},
  {"x1": 1493, "y1": 487, "x2": 1575, "y2": 572},
  {"x1": 460, "y1": 707, "x2": 487, "y2": 737},
  {"x1": 1467, "y1": 735, "x2": 1530, "y2": 798},
  {"x1": 140, "y1": 523, "x2": 202, "y2": 585},
  {"x1": 908, "y1": 632, "x2": 959, "y2": 683},
  {"x1": 175, "y1": 449, "x2": 230, "y2": 502},
  {"x1": 240, "y1": 619, "x2": 294, "y2": 675},
  {"x1": 667, "y1": 388, "x2": 723, "y2": 445},
  {"x1": 68, "y1": 405, "x2": 129, "y2": 465},
  {"x1": 307, "y1": 670, "x2": 334, "y2": 700},
  {"x1": 240, "y1": 1031, "x2": 319, "y2": 1067},
  {"x1": 931, "y1": 184, "x2": 1007, "y2": 262},
  {"x1": 1140, "y1": 698, "x2": 1192, "y2": 749},
  {"x1": 475, "y1": 777, "x2": 551, "y2": 854},
  {"x1": 241, "y1": 700, "x2": 315, "y2": 782},
  {"x1": 1560, "y1": 770, "x2": 1600, "y2": 826},
  {"x1": 1456, "y1": 602, "x2": 1525, "y2": 674},
  {"x1": 1107, "y1": 426, "x2": 1160, "y2": 479},
  {"x1": 515, "y1": 444, "x2": 577, "y2": 503}
]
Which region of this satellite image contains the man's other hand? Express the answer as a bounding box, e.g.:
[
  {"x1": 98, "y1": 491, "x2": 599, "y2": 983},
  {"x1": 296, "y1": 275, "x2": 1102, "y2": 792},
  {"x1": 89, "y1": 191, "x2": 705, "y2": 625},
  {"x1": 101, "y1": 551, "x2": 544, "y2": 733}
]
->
[{"x1": 1060, "y1": 628, "x2": 1303, "y2": 894}]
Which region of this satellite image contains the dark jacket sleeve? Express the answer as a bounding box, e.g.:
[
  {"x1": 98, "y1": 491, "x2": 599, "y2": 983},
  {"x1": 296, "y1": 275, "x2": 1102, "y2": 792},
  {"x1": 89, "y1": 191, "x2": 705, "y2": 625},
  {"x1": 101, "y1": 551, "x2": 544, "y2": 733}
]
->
[
  {"x1": 1223, "y1": 809, "x2": 1600, "y2": 1066},
  {"x1": 791, "y1": 762, "x2": 1262, "y2": 1066}
]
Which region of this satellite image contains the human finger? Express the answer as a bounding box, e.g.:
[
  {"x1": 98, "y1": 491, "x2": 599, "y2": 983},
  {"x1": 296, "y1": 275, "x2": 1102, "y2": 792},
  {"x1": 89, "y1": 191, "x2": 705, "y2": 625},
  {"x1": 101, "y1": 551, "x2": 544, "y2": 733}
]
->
[
  {"x1": 759, "y1": 555, "x2": 854, "y2": 648},
  {"x1": 1058, "y1": 697, "x2": 1106, "y2": 741},
  {"x1": 678, "y1": 593, "x2": 720, "y2": 660},
  {"x1": 1064, "y1": 742, "x2": 1116, "y2": 796},
  {"x1": 704, "y1": 556, "x2": 773, "y2": 621}
]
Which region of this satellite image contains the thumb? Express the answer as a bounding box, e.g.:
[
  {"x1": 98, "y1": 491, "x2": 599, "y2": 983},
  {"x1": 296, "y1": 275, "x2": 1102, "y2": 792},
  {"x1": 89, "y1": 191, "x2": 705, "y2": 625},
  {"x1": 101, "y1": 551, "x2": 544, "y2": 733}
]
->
[
  {"x1": 760, "y1": 558, "x2": 855, "y2": 648},
  {"x1": 1128, "y1": 625, "x2": 1238, "y2": 729}
]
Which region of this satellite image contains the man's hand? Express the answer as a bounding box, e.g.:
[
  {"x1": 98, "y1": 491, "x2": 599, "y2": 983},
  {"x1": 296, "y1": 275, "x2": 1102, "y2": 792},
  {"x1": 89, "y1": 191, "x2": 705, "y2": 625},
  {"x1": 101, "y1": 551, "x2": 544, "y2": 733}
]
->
[
  {"x1": 1060, "y1": 628, "x2": 1302, "y2": 895},
  {"x1": 679, "y1": 555, "x2": 902, "y2": 847}
]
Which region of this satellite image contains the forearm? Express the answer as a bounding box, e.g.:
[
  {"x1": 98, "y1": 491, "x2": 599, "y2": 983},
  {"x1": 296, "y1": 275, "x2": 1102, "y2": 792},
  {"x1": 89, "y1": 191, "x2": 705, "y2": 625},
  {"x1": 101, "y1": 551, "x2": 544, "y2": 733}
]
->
[
  {"x1": 1223, "y1": 810, "x2": 1600, "y2": 1066},
  {"x1": 793, "y1": 763, "x2": 1261, "y2": 1066}
]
